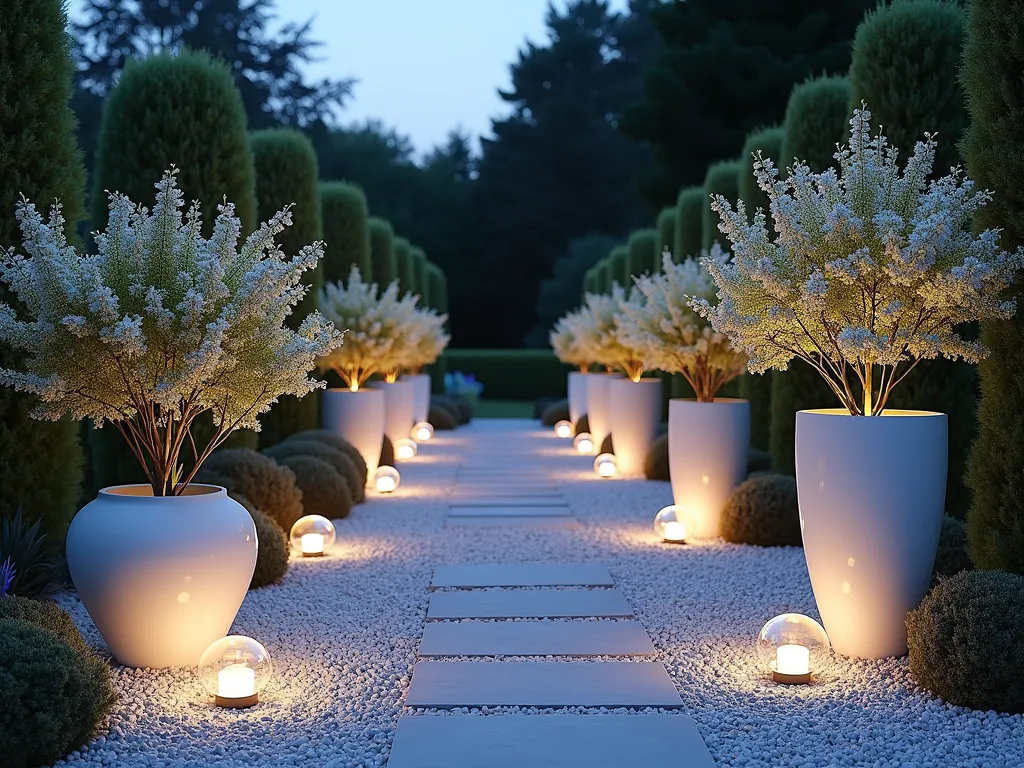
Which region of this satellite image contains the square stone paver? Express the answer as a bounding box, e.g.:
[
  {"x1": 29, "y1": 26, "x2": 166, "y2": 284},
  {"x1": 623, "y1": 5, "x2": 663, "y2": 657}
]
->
[
  {"x1": 386, "y1": 714, "x2": 715, "y2": 768},
  {"x1": 447, "y1": 506, "x2": 572, "y2": 518},
  {"x1": 418, "y1": 620, "x2": 655, "y2": 657},
  {"x1": 445, "y1": 517, "x2": 578, "y2": 529},
  {"x1": 426, "y1": 589, "x2": 633, "y2": 619},
  {"x1": 450, "y1": 498, "x2": 568, "y2": 509},
  {"x1": 431, "y1": 563, "x2": 614, "y2": 589},
  {"x1": 405, "y1": 661, "x2": 683, "y2": 708},
  {"x1": 453, "y1": 486, "x2": 561, "y2": 496}
]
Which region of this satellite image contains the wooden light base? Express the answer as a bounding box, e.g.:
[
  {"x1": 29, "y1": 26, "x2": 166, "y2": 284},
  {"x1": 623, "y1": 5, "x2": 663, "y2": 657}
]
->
[
  {"x1": 215, "y1": 693, "x2": 259, "y2": 708},
  {"x1": 772, "y1": 670, "x2": 811, "y2": 685},
  {"x1": 301, "y1": 551, "x2": 325, "y2": 558}
]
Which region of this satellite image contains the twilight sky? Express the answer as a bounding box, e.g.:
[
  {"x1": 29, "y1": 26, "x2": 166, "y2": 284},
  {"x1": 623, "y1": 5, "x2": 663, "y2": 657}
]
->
[{"x1": 71, "y1": 0, "x2": 630, "y2": 157}]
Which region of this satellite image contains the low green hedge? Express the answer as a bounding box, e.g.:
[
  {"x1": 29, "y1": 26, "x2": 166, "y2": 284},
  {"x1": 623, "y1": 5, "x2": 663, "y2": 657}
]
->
[{"x1": 440, "y1": 350, "x2": 573, "y2": 400}]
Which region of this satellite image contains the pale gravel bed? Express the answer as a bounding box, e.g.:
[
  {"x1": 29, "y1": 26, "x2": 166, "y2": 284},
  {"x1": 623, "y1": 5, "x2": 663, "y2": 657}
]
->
[{"x1": 56, "y1": 420, "x2": 1024, "y2": 767}]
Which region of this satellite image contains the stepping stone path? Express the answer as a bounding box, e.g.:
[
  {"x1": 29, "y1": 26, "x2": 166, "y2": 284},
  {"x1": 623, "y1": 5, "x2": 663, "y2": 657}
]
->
[{"x1": 387, "y1": 422, "x2": 714, "y2": 767}]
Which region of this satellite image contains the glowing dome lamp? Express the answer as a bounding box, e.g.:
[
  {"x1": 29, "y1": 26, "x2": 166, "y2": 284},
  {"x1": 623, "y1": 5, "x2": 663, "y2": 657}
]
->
[
  {"x1": 289, "y1": 515, "x2": 336, "y2": 557},
  {"x1": 374, "y1": 465, "x2": 401, "y2": 493},
  {"x1": 554, "y1": 420, "x2": 573, "y2": 438},
  {"x1": 198, "y1": 636, "x2": 272, "y2": 708},
  {"x1": 573, "y1": 432, "x2": 594, "y2": 455},
  {"x1": 756, "y1": 613, "x2": 831, "y2": 685},
  {"x1": 394, "y1": 437, "x2": 418, "y2": 461},
  {"x1": 412, "y1": 422, "x2": 434, "y2": 442},
  {"x1": 653, "y1": 505, "x2": 696, "y2": 544},
  {"x1": 594, "y1": 453, "x2": 617, "y2": 478}
]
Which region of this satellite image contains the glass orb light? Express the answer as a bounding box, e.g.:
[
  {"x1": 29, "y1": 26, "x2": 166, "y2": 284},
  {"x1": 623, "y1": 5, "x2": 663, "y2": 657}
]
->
[
  {"x1": 653, "y1": 505, "x2": 696, "y2": 544},
  {"x1": 756, "y1": 613, "x2": 831, "y2": 685},
  {"x1": 289, "y1": 514, "x2": 336, "y2": 557},
  {"x1": 412, "y1": 422, "x2": 434, "y2": 442},
  {"x1": 374, "y1": 465, "x2": 401, "y2": 493},
  {"x1": 573, "y1": 432, "x2": 595, "y2": 455},
  {"x1": 394, "y1": 437, "x2": 418, "y2": 461},
  {"x1": 593, "y1": 453, "x2": 617, "y2": 478},
  {"x1": 554, "y1": 420, "x2": 573, "y2": 438},
  {"x1": 198, "y1": 635, "x2": 272, "y2": 708}
]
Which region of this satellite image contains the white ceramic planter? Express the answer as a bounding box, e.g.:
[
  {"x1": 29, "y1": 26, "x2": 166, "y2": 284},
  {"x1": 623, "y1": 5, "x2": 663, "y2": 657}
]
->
[
  {"x1": 404, "y1": 373, "x2": 432, "y2": 425},
  {"x1": 668, "y1": 398, "x2": 750, "y2": 539},
  {"x1": 66, "y1": 484, "x2": 257, "y2": 669},
  {"x1": 795, "y1": 409, "x2": 947, "y2": 659},
  {"x1": 567, "y1": 371, "x2": 589, "y2": 426},
  {"x1": 608, "y1": 377, "x2": 663, "y2": 477},
  {"x1": 369, "y1": 380, "x2": 416, "y2": 446},
  {"x1": 585, "y1": 372, "x2": 621, "y2": 451},
  {"x1": 322, "y1": 388, "x2": 386, "y2": 478}
]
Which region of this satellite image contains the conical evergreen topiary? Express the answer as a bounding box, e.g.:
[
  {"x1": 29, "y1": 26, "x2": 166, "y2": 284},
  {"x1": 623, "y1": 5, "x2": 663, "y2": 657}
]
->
[
  {"x1": 656, "y1": 208, "x2": 676, "y2": 260},
  {"x1": 962, "y1": 0, "x2": 1024, "y2": 572},
  {"x1": 250, "y1": 129, "x2": 323, "y2": 447},
  {"x1": 393, "y1": 237, "x2": 415, "y2": 296},
  {"x1": 319, "y1": 181, "x2": 371, "y2": 286},
  {"x1": 702, "y1": 160, "x2": 742, "y2": 250},
  {"x1": 609, "y1": 246, "x2": 629, "y2": 288},
  {"x1": 674, "y1": 186, "x2": 704, "y2": 263},
  {"x1": 411, "y1": 247, "x2": 429, "y2": 300},
  {"x1": 627, "y1": 229, "x2": 659, "y2": 279},
  {"x1": 368, "y1": 217, "x2": 397, "y2": 286},
  {"x1": 0, "y1": 0, "x2": 85, "y2": 537}
]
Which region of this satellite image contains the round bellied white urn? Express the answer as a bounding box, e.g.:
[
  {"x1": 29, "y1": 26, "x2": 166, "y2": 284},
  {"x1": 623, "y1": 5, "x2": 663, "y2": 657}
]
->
[
  {"x1": 66, "y1": 484, "x2": 257, "y2": 669},
  {"x1": 566, "y1": 371, "x2": 589, "y2": 427},
  {"x1": 585, "y1": 372, "x2": 622, "y2": 453},
  {"x1": 322, "y1": 387, "x2": 386, "y2": 478},
  {"x1": 403, "y1": 373, "x2": 432, "y2": 426},
  {"x1": 668, "y1": 398, "x2": 750, "y2": 539},
  {"x1": 607, "y1": 377, "x2": 663, "y2": 477},
  {"x1": 795, "y1": 408, "x2": 947, "y2": 659}
]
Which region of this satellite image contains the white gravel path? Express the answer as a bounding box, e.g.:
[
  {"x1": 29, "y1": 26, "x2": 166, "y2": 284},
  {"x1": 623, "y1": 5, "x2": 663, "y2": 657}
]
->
[{"x1": 57, "y1": 419, "x2": 1024, "y2": 767}]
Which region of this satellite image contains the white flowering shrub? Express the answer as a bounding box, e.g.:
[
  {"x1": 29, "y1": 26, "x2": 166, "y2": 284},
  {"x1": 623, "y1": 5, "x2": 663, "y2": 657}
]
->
[
  {"x1": 566, "y1": 285, "x2": 646, "y2": 381},
  {"x1": 405, "y1": 306, "x2": 450, "y2": 375},
  {"x1": 550, "y1": 310, "x2": 592, "y2": 372},
  {"x1": 618, "y1": 248, "x2": 746, "y2": 401},
  {"x1": 695, "y1": 106, "x2": 1024, "y2": 416},
  {"x1": 317, "y1": 266, "x2": 420, "y2": 387},
  {"x1": 0, "y1": 168, "x2": 343, "y2": 496}
]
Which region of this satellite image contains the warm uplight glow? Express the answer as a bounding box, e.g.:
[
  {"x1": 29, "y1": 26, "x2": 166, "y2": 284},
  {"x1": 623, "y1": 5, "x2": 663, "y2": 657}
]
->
[
  {"x1": 756, "y1": 613, "x2": 830, "y2": 685},
  {"x1": 412, "y1": 422, "x2": 434, "y2": 442},
  {"x1": 374, "y1": 465, "x2": 401, "y2": 493},
  {"x1": 350, "y1": 381, "x2": 359, "y2": 392},
  {"x1": 289, "y1": 515, "x2": 336, "y2": 557},
  {"x1": 554, "y1": 420, "x2": 573, "y2": 438},
  {"x1": 198, "y1": 636, "x2": 272, "y2": 708},
  {"x1": 394, "y1": 438, "x2": 418, "y2": 461},
  {"x1": 653, "y1": 505, "x2": 697, "y2": 543},
  {"x1": 573, "y1": 432, "x2": 594, "y2": 455},
  {"x1": 594, "y1": 453, "x2": 617, "y2": 478}
]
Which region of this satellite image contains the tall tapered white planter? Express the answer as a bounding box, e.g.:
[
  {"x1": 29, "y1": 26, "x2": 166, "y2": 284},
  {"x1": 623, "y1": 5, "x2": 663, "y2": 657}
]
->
[
  {"x1": 585, "y1": 372, "x2": 621, "y2": 452},
  {"x1": 608, "y1": 378, "x2": 663, "y2": 477},
  {"x1": 369, "y1": 380, "x2": 416, "y2": 445},
  {"x1": 796, "y1": 409, "x2": 947, "y2": 659},
  {"x1": 66, "y1": 484, "x2": 257, "y2": 669},
  {"x1": 567, "y1": 371, "x2": 589, "y2": 426},
  {"x1": 404, "y1": 373, "x2": 432, "y2": 425},
  {"x1": 668, "y1": 398, "x2": 750, "y2": 538},
  {"x1": 322, "y1": 388, "x2": 386, "y2": 478}
]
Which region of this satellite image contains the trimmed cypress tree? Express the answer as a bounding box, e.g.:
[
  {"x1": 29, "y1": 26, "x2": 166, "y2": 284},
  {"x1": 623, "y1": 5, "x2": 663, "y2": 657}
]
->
[
  {"x1": 582, "y1": 268, "x2": 596, "y2": 297},
  {"x1": 319, "y1": 181, "x2": 371, "y2": 286},
  {"x1": 250, "y1": 128, "x2": 323, "y2": 447},
  {"x1": 702, "y1": 160, "x2": 742, "y2": 250},
  {"x1": 627, "y1": 229, "x2": 659, "y2": 279},
  {"x1": 656, "y1": 208, "x2": 677, "y2": 260},
  {"x1": 426, "y1": 263, "x2": 446, "y2": 312},
  {"x1": 594, "y1": 259, "x2": 611, "y2": 294},
  {"x1": 91, "y1": 50, "x2": 257, "y2": 236},
  {"x1": 609, "y1": 246, "x2": 629, "y2": 288},
  {"x1": 769, "y1": 76, "x2": 851, "y2": 474},
  {"x1": 962, "y1": 0, "x2": 1024, "y2": 571},
  {"x1": 850, "y1": 0, "x2": 974, "y2": 517},
  {"x1": 393, "y1": 237, "x2": 414, "y2": 296},
  {"x1": 368, "y1": 217, "x2": 398, "y2": 286},
  {"x1": 0, "y1": 0, "x2": 85, "y2": 536},
  {"x1": 674, "y1": 186, "x2": 705, "y2": 262},
  {"x1": 849, "y1": 0, "x2": 967, "y2": 177},
  {"x1": 737, "y1": 125, "x2": 785, "y2": 450},
  {"x1": 780, "y1": 75, "x2": 851, "y2": 172},
  {"x1": 411, "y1": 247, "x2": 428, "y2": 300}
]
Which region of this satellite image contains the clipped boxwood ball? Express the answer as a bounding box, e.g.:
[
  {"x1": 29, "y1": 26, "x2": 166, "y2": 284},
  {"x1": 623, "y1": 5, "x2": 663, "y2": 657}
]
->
[
  {"x1": 379, "y1": 435, "x2": 395, "y2": 468},
  {"x1": 574, "y1": 414, "x2": 589, "y2": 435},
  {"x1": 541, "y1": 399, "x2": 570, "y2": 426},
  {"x1": 277, "y1": 455, "x2": 353, "y2": 520},
  {"x1": 747, "y1": 448, "x2": 773, "y2": 475},
  {"x1": 431, "y1": 395, "x2": 461, "y2": 424},
  {"x1": 907, "y1": 570, "x2": 1024, "y2": 714},
  {"x1": 0, "y1": 596, "x2": 95, "y2": 658},
  {"x1": 533, "y1": 396, "x2": 560, "y2": 419},
  {"x1": 287, "y1": 429, "x2": 368, "y2": 492},
  {"x1": 721, "y1": 473, "x2": 801, "y2": 547},
  {"x1": 450, "y1": 394, "x2": 473, "y2": 424},
  {"x1": 428, "y1": 403, "x2": 458, "y2": 430},
  {"x1": 600, "y1": 434, "x2": 614, "y2": 455},
  {"x1": 265, "y1": 439, "x2": 364, "y2": 504},
  {"x1": 0, "y1": 618, "x2": 116, "y2": 768},
  {"x1": 645, "y1": 434, "x2": 670, "y2": 480},
  {"x1": 933, "y1": 515, "x2": 973, "y2": 580},
  {"x1": 230, "y1": 493, "x2": 289, "y2": 588},
  {"x1": 198, "y1": 449, "x2": 304, "y2": 532}
]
